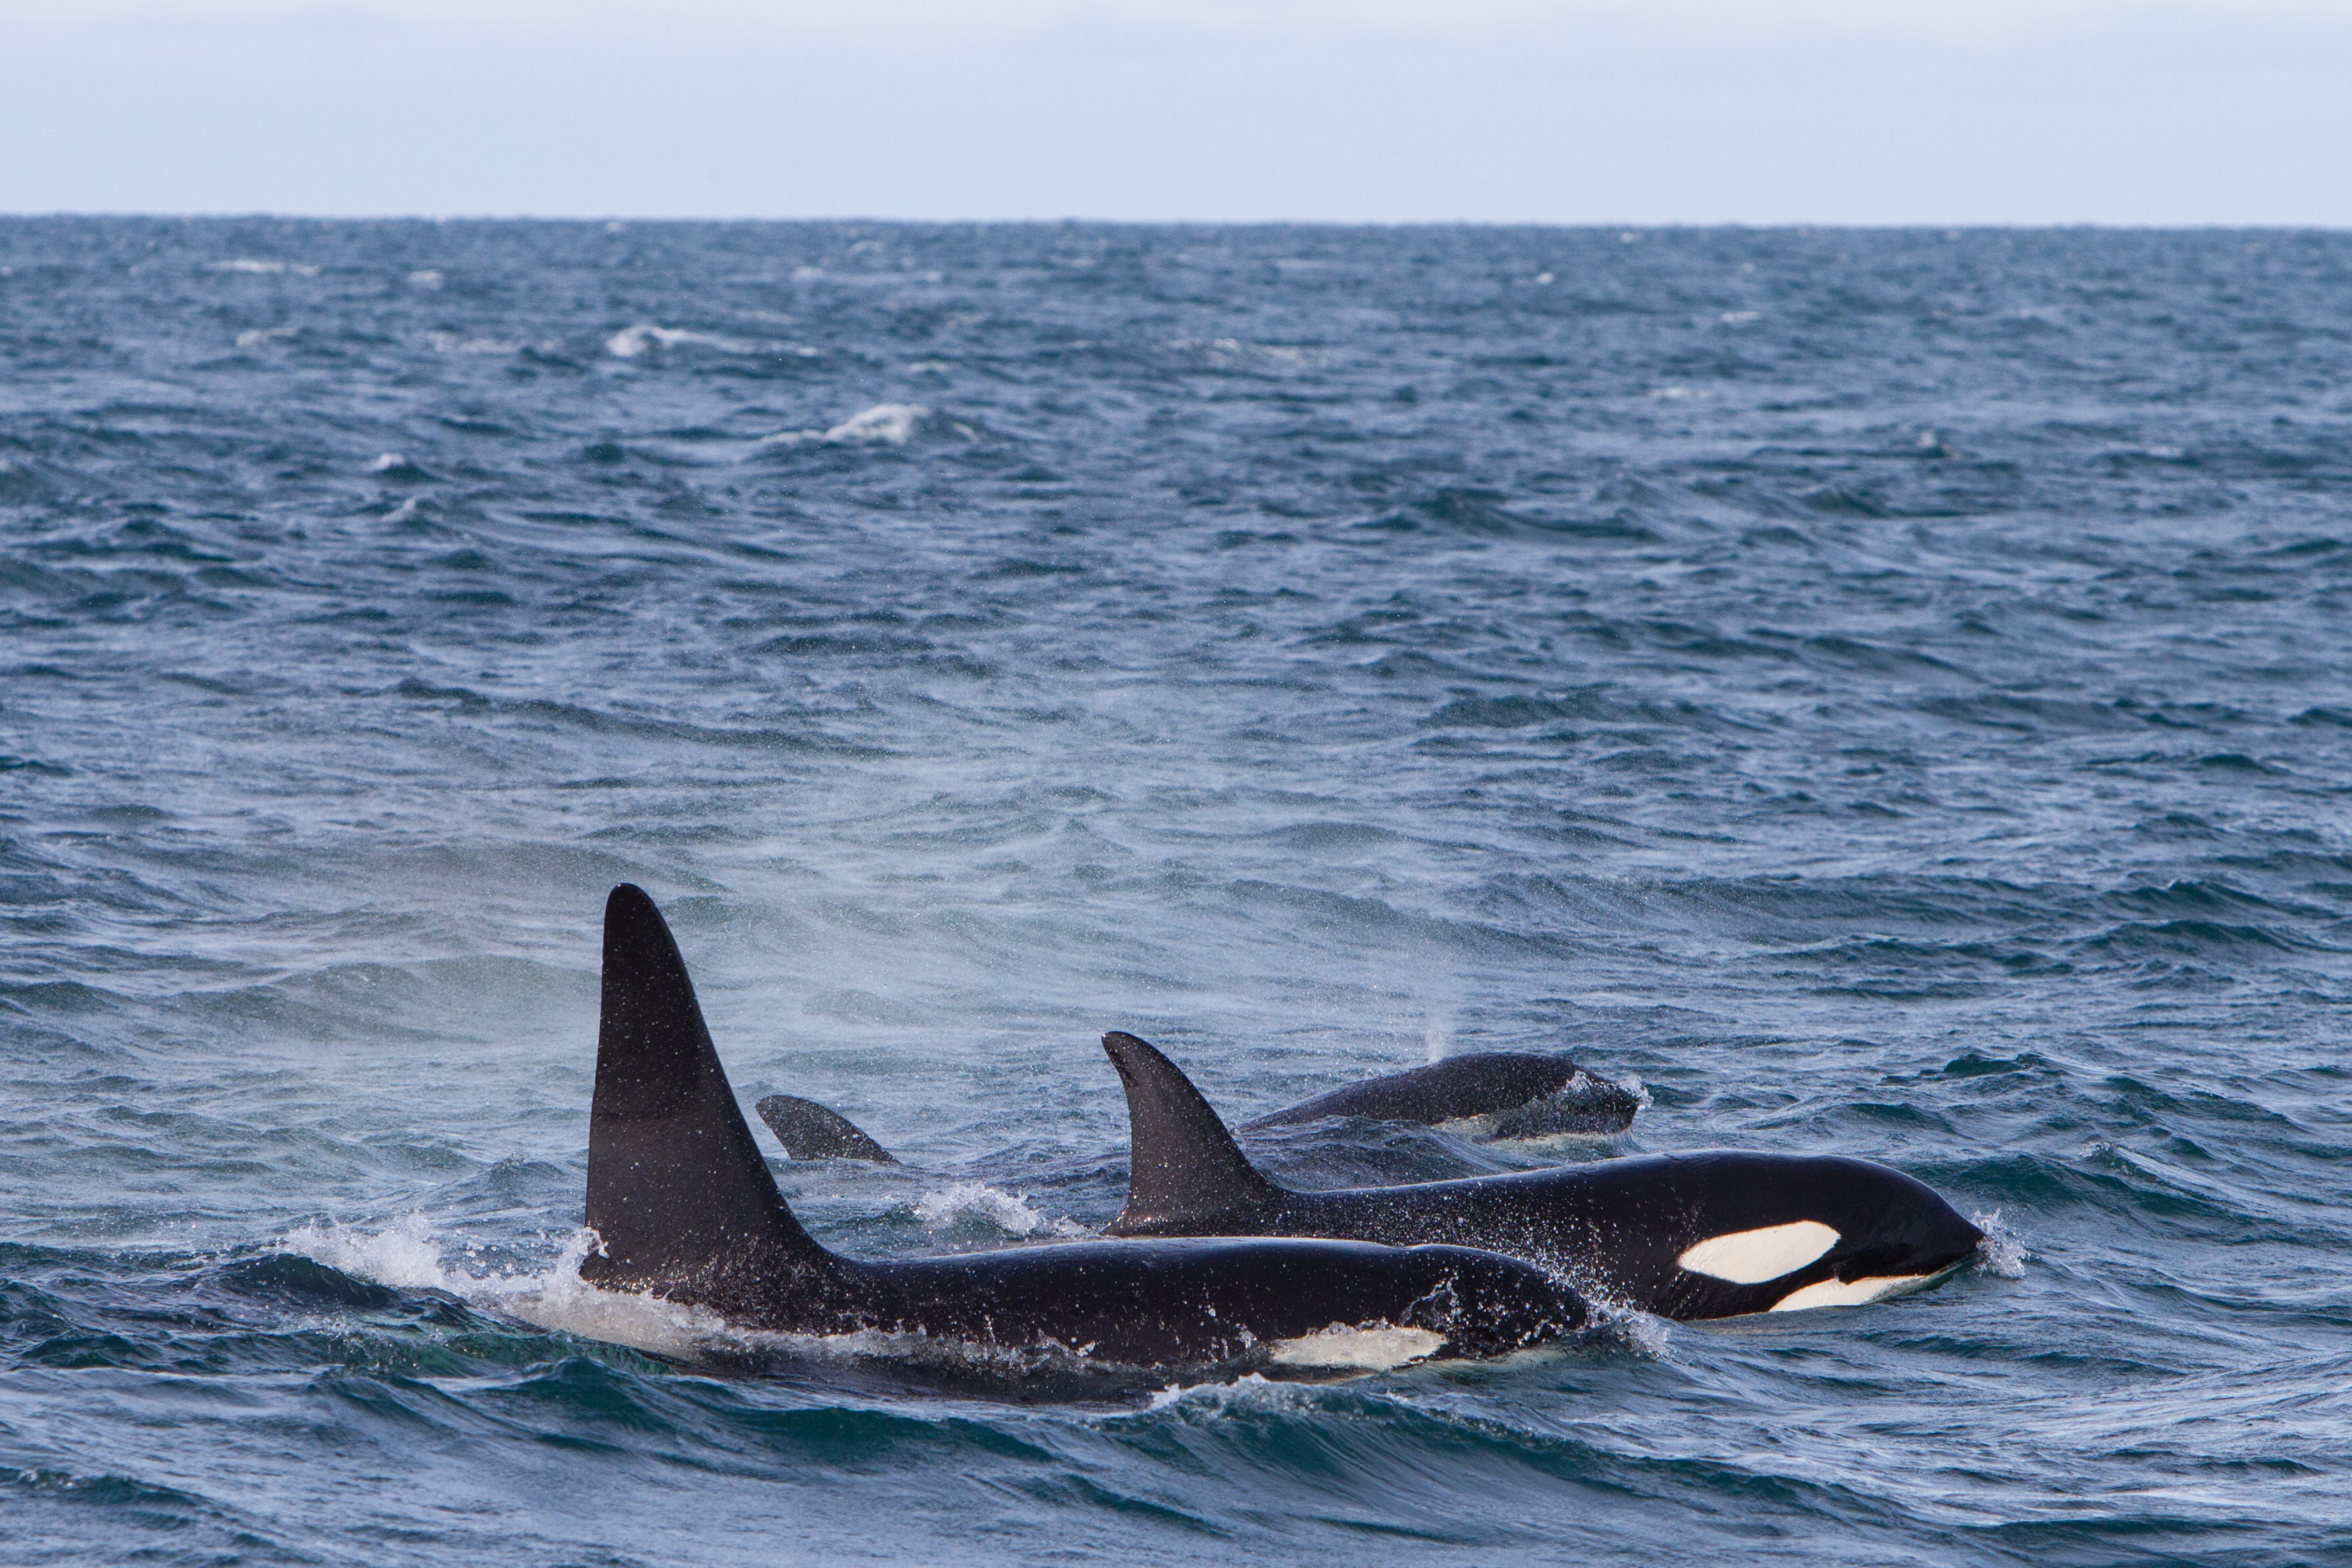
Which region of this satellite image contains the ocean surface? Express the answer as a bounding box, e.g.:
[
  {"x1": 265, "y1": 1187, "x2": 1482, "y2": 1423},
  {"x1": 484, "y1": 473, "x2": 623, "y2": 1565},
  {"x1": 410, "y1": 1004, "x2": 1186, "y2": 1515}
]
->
[{"x1": 2, "y1": 219, "x2": 2348, "y2": 1566}]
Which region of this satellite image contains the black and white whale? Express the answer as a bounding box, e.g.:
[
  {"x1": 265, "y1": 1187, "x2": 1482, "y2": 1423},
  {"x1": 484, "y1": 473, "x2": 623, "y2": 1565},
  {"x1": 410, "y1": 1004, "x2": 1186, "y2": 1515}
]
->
[
  {"x1": 755, "y1": 1050, "x2": 1638, "y2": 1163},
  {"x1": 1098, "y1": 1031, "x2": 1986, "y2": 1321},
  {"x1": 578, "y1": 886, "x2": 1594, "y2": 1376}
]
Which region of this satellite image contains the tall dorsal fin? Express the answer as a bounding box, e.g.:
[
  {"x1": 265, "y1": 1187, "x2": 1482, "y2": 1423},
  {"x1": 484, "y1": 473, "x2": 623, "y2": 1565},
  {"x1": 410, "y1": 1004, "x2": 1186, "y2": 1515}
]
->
[
  {"x1": 1102, "y1": 1031, "x2": 1280, "y2": 1230},
  {"x1": 582, "y1": 885, "x2": 832, "y2": 1305}
]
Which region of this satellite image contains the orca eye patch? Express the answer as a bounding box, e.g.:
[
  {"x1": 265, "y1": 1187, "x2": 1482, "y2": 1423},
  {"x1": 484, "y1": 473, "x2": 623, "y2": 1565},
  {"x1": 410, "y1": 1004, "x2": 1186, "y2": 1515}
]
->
[{"x1": 1676, "y1": 1220, "x2": 1841, "y2": 1283}]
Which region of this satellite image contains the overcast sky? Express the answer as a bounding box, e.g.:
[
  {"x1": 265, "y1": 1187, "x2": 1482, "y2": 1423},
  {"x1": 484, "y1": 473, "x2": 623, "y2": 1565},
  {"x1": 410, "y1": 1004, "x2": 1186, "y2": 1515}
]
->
[{"x1": 3, "y1": 0, "x2": 2347, "y2": 222}]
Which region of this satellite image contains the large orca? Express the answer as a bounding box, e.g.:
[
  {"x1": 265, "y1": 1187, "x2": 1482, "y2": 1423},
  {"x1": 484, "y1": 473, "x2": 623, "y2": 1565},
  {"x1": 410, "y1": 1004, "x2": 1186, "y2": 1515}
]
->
[
  {"x1": 1098, "y1": 1031, "x2": 1986, "y2": 1322},
  {"x1": 578, "y1": 886, "x2": 1594, "y2": 1376},
  {"x1": 755, "y1": 1050, "x2": 1637, "y2": 1163}
]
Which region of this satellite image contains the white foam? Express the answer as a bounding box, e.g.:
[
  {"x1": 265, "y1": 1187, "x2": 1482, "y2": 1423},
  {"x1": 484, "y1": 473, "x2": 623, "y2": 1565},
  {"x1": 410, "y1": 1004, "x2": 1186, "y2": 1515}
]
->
[
  {"x1": 406, "y1": 269, "x2": 444, "y2": 288},
  {"x1": 1973, "y1": 1210, "x2": 2029, "y2": 1278},
  {"x1": 1143, "y1": 1372, "x2": 1294, "y2": 1413},
  {"x1": 911, "y1": 1182, "x2": 1088, "y2": 1239},
  {"x1": 1677, "y1": 1220, "x2": 1840, "y2": 1284},
  {"x1": 213, "y1": 259, "x2": 318, "y2": 276},
  {"x1": 604, "y1": 323, "x2": 759, "y2": 358},
  {"x1": 234, "y1": 326, "x2": 297, "y2": 349},
  {"x1": 366, "y1": 452, "x2": 409, "y2": 474},
  {"x1": 282, "y1": 1216, "x2": 741, "y2": 1359},
  {"x1": 1266, "y1": 1323, "x2": 1443, "y2": 1371},
  {"x1": 1610, "y1": 1307, "x2": 1674, "y2": 1361},
  {"x1": 283, "y1": 1213, "x2": 451, "y2": 1291}
]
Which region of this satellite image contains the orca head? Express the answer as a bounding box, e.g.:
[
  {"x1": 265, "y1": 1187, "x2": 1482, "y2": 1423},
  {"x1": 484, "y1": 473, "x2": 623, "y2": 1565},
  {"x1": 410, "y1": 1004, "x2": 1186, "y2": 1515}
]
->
[{"x1": 1669, "y1": 1156, "x2": 1985, "y2": 1313}]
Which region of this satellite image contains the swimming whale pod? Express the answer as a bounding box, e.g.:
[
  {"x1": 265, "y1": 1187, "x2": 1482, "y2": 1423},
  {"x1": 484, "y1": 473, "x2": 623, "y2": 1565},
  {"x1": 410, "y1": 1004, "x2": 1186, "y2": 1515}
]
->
[
  {"x1": 1098, "y1": 1031, "x2": 1986, "y2": 1321},
  {"x1": 754, "y1": 1049, "x2": 1637, "y2": 1163},
  {"x1": 578, "y1": 886, "x2": 1593, "y2": 1375}
]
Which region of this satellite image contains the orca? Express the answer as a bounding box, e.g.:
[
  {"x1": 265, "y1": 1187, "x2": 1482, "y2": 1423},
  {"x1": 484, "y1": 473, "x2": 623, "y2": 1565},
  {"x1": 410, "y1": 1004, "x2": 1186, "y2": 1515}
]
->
[
  {"x1": 578, "y1": 886, "x2": 1593, "y2": 1376},
  {"x1": 754, "y1": 1050, "x2": 1637, "y2": 1163},
  {"x1": 1098, "y1": 1031, "x2": 1985, "y2": 1322},
  {"x1": 1248, "y1": 1051, "x2": 1641, "y2": 1137}
]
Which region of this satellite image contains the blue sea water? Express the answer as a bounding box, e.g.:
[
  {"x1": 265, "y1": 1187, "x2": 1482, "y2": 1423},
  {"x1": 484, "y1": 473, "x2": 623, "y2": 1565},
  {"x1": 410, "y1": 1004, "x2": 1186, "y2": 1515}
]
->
[{"x1": 2, "y1": 218, "x2": 2349, "y2": 1565}]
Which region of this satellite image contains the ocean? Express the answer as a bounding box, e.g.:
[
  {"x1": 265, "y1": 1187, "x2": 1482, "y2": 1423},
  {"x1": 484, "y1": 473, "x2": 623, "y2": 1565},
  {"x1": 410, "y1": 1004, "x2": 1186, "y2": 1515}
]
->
[{"x1": 2, "y1": 218, "x2": 2347, "y2": 1565}]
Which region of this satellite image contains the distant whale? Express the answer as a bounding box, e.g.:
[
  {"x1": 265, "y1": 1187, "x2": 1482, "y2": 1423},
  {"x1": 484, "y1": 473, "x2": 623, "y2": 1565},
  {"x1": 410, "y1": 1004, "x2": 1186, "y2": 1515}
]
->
[
  {"x1": 1249, "y1": 1051, "x2": 1641, "y2": 1137},
  {"x1": 1098, "y1": 1031, "x2": 1985, "y2": 1321},
  {"x1": 756, "y1": 1049, "x2": 1637, "y2": 1163},
  {"x1": 578, "y1": 887, "x2": 1594, "y2": 1376}
]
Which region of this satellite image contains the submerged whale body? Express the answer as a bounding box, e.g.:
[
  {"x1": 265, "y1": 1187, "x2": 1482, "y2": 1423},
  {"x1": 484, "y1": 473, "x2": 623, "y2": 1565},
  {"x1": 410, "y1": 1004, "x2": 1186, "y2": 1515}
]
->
[
  {"x1": 1098, "y1": 1032, "x2": 1986, "y2": 1322},
  {"x1": 578, "y1": 886, "x2": 1593, "y2": 1376},
  {"x1": 754, "y1": 1049, "x2": 1637, "y2": 1163}
]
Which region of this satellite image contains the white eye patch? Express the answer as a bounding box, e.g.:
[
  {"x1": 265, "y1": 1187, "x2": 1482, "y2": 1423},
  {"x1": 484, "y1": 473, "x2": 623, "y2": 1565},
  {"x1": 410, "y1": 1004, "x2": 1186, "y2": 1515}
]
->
[{"x1": 1676, "y1": 1220, "x2": 1841, "y2": 1284}]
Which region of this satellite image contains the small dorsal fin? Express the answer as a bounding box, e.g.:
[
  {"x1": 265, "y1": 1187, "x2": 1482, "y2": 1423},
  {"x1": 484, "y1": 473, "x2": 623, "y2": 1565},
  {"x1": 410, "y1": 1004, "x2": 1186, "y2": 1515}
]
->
[
  {"x1": 756, "y1": 1095, "x2": 900, "y2": 1164},
  {"x1": 583, "y1": 885, "x2": 831, "y2": 1304},
  {"x1": 1102, "y1": 1031, "x2": 1279, "y2": 1230}
]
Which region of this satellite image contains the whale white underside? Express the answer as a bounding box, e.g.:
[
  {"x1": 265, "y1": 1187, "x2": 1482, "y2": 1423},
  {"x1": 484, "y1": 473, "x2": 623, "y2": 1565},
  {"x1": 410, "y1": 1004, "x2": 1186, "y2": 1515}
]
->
[{"x1": 1266, "y1": 1323, "x2": 1447, "y2": 1370}]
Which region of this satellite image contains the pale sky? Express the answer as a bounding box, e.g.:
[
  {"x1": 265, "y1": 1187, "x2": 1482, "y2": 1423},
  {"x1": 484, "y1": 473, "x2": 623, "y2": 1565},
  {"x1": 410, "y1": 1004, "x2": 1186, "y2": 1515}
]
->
[{"x1": 3, "y1": 0, "x2": 2348, "y2": 222}]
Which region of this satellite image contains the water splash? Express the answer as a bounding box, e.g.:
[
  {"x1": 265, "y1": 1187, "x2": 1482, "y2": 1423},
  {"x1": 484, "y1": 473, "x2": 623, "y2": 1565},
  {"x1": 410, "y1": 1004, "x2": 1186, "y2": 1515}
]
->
[{"x1": 909, "y1": 1182, "x2": 1089, "y2": 1239}]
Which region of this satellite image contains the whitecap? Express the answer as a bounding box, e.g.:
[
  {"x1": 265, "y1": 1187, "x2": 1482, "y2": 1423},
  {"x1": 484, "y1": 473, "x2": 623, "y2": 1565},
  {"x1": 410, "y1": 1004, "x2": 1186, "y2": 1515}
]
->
[
  {"x1": 213, "y1": 259, "x2": 318, "y2": 276},
  {"x1": 235, "y1": 326, "x2": 298, "y2": 349},
  {"x1": 758, "y1": 403, "x2": 965, "y2": 448},
  {"x1": 604, "y1": 323, "x2": 759, "y2": 358},
  {"x1": 826, "y1": 402, "x2": 928, "y2": 443}
]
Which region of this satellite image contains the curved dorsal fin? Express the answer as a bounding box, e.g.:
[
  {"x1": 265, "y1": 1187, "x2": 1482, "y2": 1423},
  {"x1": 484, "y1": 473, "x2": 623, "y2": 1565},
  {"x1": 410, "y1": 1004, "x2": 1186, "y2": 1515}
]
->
[
  {"x1": 583, "y1": 885, "x2": 831, "y2": 1304},
  {"x1": 756, "y1": 1094, "x2": 900, "y2": 1164},
  {"x1": 1102, "y1": 1031, "x2": 1280, "y2": 1230}
]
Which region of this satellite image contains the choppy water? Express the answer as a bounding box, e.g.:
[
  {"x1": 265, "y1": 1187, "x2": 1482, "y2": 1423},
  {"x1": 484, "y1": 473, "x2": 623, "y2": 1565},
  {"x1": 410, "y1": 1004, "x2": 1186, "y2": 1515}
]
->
[{"x1": 4, "y1": 218, "x2": 2350, "y2": 1565}]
